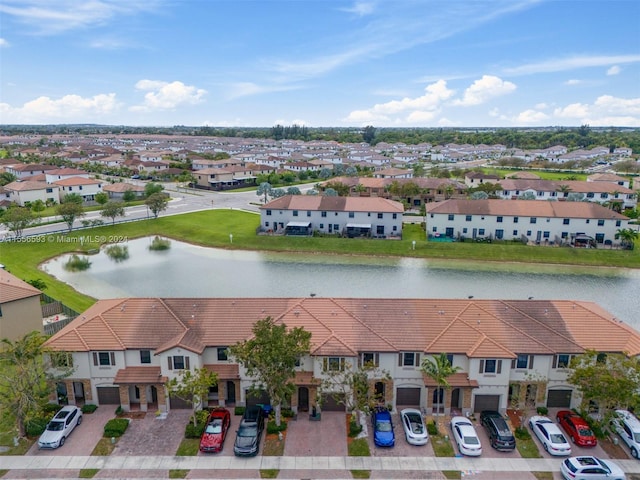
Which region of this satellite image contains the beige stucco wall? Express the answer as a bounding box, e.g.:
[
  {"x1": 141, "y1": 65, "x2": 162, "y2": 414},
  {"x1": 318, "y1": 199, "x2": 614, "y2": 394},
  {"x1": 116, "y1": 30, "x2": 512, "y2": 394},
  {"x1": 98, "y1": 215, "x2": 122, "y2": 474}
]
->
[{"x1": 0, "y1": 295, "x2": 42, "y2": 340}]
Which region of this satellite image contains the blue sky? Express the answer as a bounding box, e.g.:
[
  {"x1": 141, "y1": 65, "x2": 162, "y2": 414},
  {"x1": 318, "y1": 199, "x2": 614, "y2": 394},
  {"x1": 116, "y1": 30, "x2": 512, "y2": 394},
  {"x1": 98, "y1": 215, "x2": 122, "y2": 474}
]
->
[{"x1": 1, "y1": 0, "x2": 639, "y2": 128}]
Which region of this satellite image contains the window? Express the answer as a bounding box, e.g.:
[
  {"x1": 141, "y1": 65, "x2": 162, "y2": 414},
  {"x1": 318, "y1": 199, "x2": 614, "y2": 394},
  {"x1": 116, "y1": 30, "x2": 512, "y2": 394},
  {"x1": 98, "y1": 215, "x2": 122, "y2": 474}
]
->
[
  {"x1": 140, "y1": 350, "x2": 151, "y2": 364},
  {"x1": 597, "y1": 219, "x2": 605, "y2": 226},
  {"x1": 561, "y1": 232, "x2": 568, "y2": 238},
  {"x1": 587, "y1": 192, "x2": 595, "y2": 198},
  {"x1": 530, "y1": 217, "x2": 537, "y2": 224},
  {"x1": 93, "y1": 351, "x2": 115, "y2": 366},
  {"x1": 349, "y1": 212, "x2": 355, "y2": 218},
  {"x1": 537, "y1": 191, "x2": 544, "y2": 197},
  {"x1": 168, "y1": 355, "x2": 190, "y2": 370},
  {"x1": 392, "y1": 213, "x2": 397, "y2": 219},
  {"x1": 323, "y1": 357, "x2": 345, "y2": 372},
  {"x1": 293, "y1": 210, "x2": 299, "y2": 217},
  {"x1": 563, "y1": 218, "x2": 570, "y2": 225},
  {"x1": 319, "y1": 223, "x2": 324, "y2": 228},
  {"x1": 307, "y1": 211, "x2": 311, "y2": 217},
  {"x1": 266, "y1": 210, "x2": 272, "y2": 216},
  {"x1": 361, "y1": 352, "x2": 379, "y2": 367},
  {"x1": 447, "y1": 214, "x2": 455, "y2": 221},
  {"x1": 512, "y1": 354, "x2": 534, "y2": 369},
  {"x1": 497, "y1": 216, "x2": 503, "y2": 223},
  {"x1": 465, "y1": 215, "x2": 472, "y2": 222},
  {"x1": 526, "y1": 230, "x2": 532, "y2": 236},
  {"x1": 334, "y1": 224, "x2": 340, "y2": 231},
  {"x1": 321, "y1": 211, "x2": 327, "y2": 217},
  {"x1": 495, "y1": 229, "x2": 504, "y2": 239},
  {"x1": 513, "y1": 230, "x2": 518, "y2": 236},
  {"x1": 553, "y1": 354, "x2": 573, "y2": 368},
  {"x1": 543, "y1": 231, "x2": 550, "y2": 238},
  {"x1": 600, "y1": 193, "x2": 608, "y2": 199},
  {"x1": 46, "y1": 188, "x2": 53, "y2": 193},
  {"x1": 616, "y1": 220, "x2": 621, "y2": 227},
  {"x1": 377, "y1": 213, "x2": 383, "y2": 219},
  {"x1": 479, "y1": 359, "x2": 502, "y2": 374},
  {"x1": 478, "y1": 229, "x2": 485, "y2": 235},
  {"x1": 399, "y1": 352, "x2": 420, "y2": 367},
  {"x1": 217, "y1": 347, "x2": 228, "y2": 361},
  {"x1": 513, "y1": 217, "x2": 519, "y2": 223}
]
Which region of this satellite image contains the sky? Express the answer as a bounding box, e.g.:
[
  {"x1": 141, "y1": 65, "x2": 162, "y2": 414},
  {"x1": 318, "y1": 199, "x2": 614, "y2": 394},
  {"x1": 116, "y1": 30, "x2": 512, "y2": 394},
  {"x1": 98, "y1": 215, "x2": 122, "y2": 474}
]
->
[{"x1": 0, "y1": 0, "x2": 639, "y2": 128}]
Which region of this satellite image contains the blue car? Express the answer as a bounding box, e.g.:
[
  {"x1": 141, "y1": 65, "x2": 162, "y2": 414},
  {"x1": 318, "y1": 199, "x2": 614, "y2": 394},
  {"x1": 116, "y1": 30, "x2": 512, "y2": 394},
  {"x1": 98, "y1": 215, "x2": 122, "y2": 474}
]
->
[{"x1": 371, "y1": 407, "x2": 395, "y2": 447}]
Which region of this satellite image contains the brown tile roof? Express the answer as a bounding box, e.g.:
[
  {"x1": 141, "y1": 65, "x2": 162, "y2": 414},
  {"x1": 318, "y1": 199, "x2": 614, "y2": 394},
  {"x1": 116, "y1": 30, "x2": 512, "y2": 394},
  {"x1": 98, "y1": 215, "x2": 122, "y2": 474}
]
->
[
  {"x1": 423, "y1": 372, "x2": 479, "y2": 388},
  {"x1": 425, "y1": 199, "x2": 628, "y2": 220},
  {"x1": 4, "y1": 180, "x2": 55, "y2": 192},
  {"x1": 102, "y1": 183, "x2": 145, "y2": 193},
  {"x1": 204, "y1": 364, "x2": 240, "y2": 379},
  {"x1": 114, "y1": 366, "x2": 166, "y2": 384},
  {"x1": 43, "y1": 298, "x2": 640, "y2": 357},
  {"x1": 260, "y1": 195, "x2": 404, "y2": 213},
  {"x1": 498, "y1": 179, "x2": 634, "y2": 194},
  {"x1": 0, "y1": 269, "x2": 42, "y2": 303},
  {"x1": 53, "y1": 177, "x2": 102, "y2": 186}
]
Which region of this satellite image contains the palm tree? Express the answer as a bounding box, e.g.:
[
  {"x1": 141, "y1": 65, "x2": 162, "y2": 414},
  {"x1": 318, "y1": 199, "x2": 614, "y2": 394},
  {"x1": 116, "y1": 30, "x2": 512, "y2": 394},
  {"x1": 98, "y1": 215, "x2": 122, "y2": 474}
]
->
[
  {"x1": 421, "y1": 353, "x2": 461, "y2": 416},
  {"x1": 616, "y1": 228, "x2": 639, "y2": 250}
]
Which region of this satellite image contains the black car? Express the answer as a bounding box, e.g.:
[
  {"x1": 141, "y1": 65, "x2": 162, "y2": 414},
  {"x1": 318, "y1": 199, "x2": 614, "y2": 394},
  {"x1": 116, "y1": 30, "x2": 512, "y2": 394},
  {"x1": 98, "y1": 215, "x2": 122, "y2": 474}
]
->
[
  {"x1": 233, "y1": 405, "x2": 265, "y2": 456},
  {"x1": 480, "y1": 410, "x2": 516, "y2": 451}
]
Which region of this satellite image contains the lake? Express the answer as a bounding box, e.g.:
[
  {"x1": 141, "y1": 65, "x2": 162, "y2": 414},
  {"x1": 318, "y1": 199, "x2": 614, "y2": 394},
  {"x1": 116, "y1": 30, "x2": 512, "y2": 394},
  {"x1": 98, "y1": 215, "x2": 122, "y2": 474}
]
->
[{"x1": 41, "y1": 236, "x2": 640, "y2": 331}]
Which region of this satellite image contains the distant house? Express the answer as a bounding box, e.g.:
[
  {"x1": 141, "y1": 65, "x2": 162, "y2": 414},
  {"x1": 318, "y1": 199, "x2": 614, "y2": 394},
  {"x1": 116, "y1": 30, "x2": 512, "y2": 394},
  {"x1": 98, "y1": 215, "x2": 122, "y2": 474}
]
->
[
  {"x1": 373, "y1": 167, "x2": 413, "y2": 179},
  {"x1": 0, "y1": 269, "x2": 43, "y2": 340},
  {"x1": 259, "y1": 195, "x2": 404, "y2": 238},
  {"x1": 53, "y1": 177, "x2": 104, "y2": 202},
  {"x1": 3, "y1": 180, "x2": 59, "y2": 206},
  {"x1": 587, "y1": 173, "x2": 630, "y2": 189},
  {"x1": 102, "y1": 183, "x2": 145, "y2": 199},
  {"x1": 464, "y1": 172, "x2": 500, "y2": 187},
  {"x1": 6, "y1": 163, "x2": 58, "y2": 180},
  {"x1": 425, "y1": 199, "x2": 629, "y2": 246},
  {"x1": 44, "y1": 168, "x2": 90, "y2": 184}
]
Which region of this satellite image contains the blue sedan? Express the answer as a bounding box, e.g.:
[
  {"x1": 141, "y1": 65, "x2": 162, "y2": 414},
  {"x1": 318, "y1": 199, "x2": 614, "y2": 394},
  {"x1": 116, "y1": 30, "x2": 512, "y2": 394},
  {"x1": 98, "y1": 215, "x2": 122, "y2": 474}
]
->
[{"x1": 371, "y1": 407, "x2": 395, "y2": 447}]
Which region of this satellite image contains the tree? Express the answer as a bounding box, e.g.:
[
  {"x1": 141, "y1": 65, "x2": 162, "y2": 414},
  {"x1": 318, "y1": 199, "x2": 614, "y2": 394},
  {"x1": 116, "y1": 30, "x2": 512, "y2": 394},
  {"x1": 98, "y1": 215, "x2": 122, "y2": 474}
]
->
[
  {"x1": 567, "y1": 350, "x2": 640, "y2": 418},
  {"x1": 61, "y1": 193, "x2": 83, "y2": 205},
  {"x1": 26, "y1": 278, "x2": 47, "y2": 291},
  {"x1": 256, "y1": 182, "x2": 272, "y2": 203},
  {"x1": 30, "y1": 199, "x2": 46, "y2": 220},
  {"x1": 0, "y1": 332, "x2": 72, "y2": 438},
  {"x1": 145, "y1": 192, "x2": 168, "y2": 219},
  {"x1": 362, "y1": 125, "x2": 376, "y2": 145},
  {"x1": 286, "y1": 186, "x2": 301, "y2": 195},
  {"x1": 616, "y1": 228, "x2": 639, "y2": 250},
  {"x1": 323, "y1": 188, "x2": 338, "y2": 197},
  {"x1": 167, "y1": 367, "x2": 218, "y2": 427},
  {"x1": 270, "y1": 188, "x2": 286, "y2": 199},
  {"x1": 122, "y1": 189, "x2": 136, "y2": 203},
  {"x1": 0, "y1": 171, "x2": 17, "y2": 186},
  {"x1": 229, "y1": 317, "x2": 311, "y2": 426},
  {"x1": 101, "y1": 201, "x2": 126, "y2": 225},
  {"x1": 144, "y1": 182, "x2": 164, "y2": 197},
  {"x1": 2, "y1": 206, "x2": 35, "y2": 238},
  {"x1": 56, "y1": 202, "x2": 85, "y2": 232},
  {"x1": 421, "y1": 353, "x2": 461, "y2": 415},
  {"x1": 319, "y1": 168, "x2": 332, "y2": 179},
  {"x1": 94, "y1": 192, "x2": 109, "y2": 205}
]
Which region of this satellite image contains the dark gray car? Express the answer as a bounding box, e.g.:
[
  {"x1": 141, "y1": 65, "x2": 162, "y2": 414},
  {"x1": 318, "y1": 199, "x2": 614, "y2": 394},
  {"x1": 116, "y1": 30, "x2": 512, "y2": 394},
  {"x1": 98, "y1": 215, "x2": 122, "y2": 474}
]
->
[{"x1": 480, "y1": 410, "x2": 516, "y2": 451}]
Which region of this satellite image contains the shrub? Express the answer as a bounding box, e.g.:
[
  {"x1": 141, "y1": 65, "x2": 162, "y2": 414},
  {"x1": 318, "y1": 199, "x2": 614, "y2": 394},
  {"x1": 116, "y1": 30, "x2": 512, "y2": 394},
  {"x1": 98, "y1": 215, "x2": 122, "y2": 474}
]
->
[
  {"x1": 349, "y1": 418, "x2": 363, "y2": 437},
  {"x1": 234, "y1": 406, "x2": 246, "y2": 416},
  {"x1": 64, "y1": 254, "x2": 91, "y2": 272},
  {"x1": 25, "y1": 418, "x2": 48, "y2": 437},
  {"x1": 184, "y1": 422, "x2": 205, "y2": 439},
  {"x1": 427, "y1": 420, "x2": 438, "y2": 436},
  {"x1": 42, "y1": 403, "x2": 62, "y2": 414},
  {"x1": 536, "y1": 406, "x2": 549, "y2": 416},
  {"x1": 82, "y1": 404, "x2": 98, "y2": 414},
  {"x1": 281, "y1": 408, "x2": 295, "y2": 418},
  {"x1": 104, "y1": 418, "x2": 130, "y2": 437},
  {"x1": 515, "y1": 426, "x2": 531, "y2": 440},
  {"x1": 105, "y1": 245, "x2": 129, "y2": 262},
  {"x1": 149, "y1": 236, "x2": 171, "y2": 251},
  {"x1": 266, "y1": 420, "x2": 287, "y2": 434}
]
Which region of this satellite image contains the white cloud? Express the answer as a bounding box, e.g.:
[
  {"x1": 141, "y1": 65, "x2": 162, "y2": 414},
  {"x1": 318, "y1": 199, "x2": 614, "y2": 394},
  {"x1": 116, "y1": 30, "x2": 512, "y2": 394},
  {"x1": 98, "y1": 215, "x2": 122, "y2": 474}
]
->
[
  {"x1": 514, "y1": 109, "x2": 549, "y2": 124},
  {"x1": 594, "y1": 95, "x2": 640, "y2": 115},
  {"x1": 565, "y1": 79, "x2": 581, "y2": 85},
  {"x1": 554, "y1": 103, "x2": 591, "y2": 118},
  {"x1": 452, "y1": 75, "x2": 516, "y2": 106},
  {"x1": 0, "y1": 93, "x2": 119, "y2": 123},
  {"x1": 534, "y1": 103, "x2": 549, "y2": 110},
  {"x1": 131, "y1": 80, "x2": 206, "y2": 111},
  {"x1": 0, "y1": 38, "x2": 8, "y2": 47},
  {"x1": 340, "y1": 1, "x2": 375, "y2": 16},
  {"x1": 549, "y1": 95, "x2": 640, "y2": 127},
  {"x1": 504, "y1": 54, "x2": 640, "y2": 75},
  {"x1": 607, "y1": 65, "x2": 621, "y2": 76}
]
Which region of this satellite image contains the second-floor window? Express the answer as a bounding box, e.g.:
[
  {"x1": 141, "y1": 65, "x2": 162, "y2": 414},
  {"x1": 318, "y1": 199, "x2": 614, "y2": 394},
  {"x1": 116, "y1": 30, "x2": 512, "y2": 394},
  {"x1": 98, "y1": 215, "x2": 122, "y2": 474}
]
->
[
  {"x1": 217, "y1": 347, "x2": 228, "y2": 361},
  {"x1": 512, "y1": 354, "x2": 533, "y2": 369},
  {"x1": 93, "y1": 351, "x2": 115, "y2": 366},
  {"x1": 360, "y1": 352, "x2": 379, "y2": 367},
  {"x1": 323, "y1": 357, "x2": 345, "y2": 372},
  {"x1": 479, "y1": 359, "x2": 502, "y2": 374},
  {"x1": 553, "y1": 354, "x2": 573, "y2": 369},
  {"x1": 399, "y1": 352, "x2": 421, "y2": 367},
  {"x1": 168, "y1": 355, "x2": 190, "y2": 370},
  {"x1": 140, "y1": 350, "x2": 151, "y2": 364}
]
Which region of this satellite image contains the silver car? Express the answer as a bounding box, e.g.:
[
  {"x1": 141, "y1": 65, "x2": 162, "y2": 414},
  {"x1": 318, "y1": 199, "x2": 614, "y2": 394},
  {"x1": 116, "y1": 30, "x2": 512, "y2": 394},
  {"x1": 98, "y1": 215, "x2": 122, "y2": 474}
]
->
[
  {"x1": 38, "y1": 405, "x2": 83, "y2": 449},
  {"x1": 400, "y1": 408, "x2": 429, "y2": 445}
]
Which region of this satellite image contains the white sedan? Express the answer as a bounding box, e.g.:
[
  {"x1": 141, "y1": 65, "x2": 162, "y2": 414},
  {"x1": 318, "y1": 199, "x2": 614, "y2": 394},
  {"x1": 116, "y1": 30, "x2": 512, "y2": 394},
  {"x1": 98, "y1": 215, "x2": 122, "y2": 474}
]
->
[
  {"x1": 400, "y1": 408, "x2": 429, "y2": 445},
  {"x1": 38, "y1": 405, "x2": 83, "y2": 449},
  {"x1": 561, "y1": 456, "x2": 626, "y2": 480},
  {"x1": 529, "y1": 415, "x2": 571, "y2": 456},
  {"x1": 451, "y1": 416, "x2": 482, "y2": 456}
]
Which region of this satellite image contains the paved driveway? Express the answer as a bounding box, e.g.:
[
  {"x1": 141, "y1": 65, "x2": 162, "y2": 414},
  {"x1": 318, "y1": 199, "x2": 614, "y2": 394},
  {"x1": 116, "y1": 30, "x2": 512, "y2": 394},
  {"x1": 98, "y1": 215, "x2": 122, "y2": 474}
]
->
[
  {"x1": 27, "y1": 405, "x2": 114, "y2": 456},
  {"x1": 112, "y1": 410, "x2": 191, "y2": 456},
  {"x1": 283, "y1": 411, "x2": 347, "y2": 456}
]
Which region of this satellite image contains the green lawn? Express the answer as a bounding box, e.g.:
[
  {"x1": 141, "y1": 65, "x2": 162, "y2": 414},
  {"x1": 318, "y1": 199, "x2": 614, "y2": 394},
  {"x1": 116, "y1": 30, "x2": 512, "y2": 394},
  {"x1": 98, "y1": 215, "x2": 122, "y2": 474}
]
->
[
  {"x1": 0, "y1": 209, "x2": 637, "y2": 312},
  {"x1": 482, "y1": 167, "x2": 590, "y2": 181}
]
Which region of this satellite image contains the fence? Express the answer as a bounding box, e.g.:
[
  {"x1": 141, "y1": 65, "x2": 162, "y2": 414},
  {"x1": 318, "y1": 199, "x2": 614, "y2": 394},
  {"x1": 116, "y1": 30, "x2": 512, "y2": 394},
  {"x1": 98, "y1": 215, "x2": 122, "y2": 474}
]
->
[{"x1": 41, "y1": 293, "x2": 80, "y2": 336}]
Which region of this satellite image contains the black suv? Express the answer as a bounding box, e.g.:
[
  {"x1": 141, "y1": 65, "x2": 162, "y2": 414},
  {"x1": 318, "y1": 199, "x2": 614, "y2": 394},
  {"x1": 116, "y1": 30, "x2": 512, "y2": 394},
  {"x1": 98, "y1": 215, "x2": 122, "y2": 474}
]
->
[
  {"x1": 480, "y1": 410, "x2": 516, "y2": 451},
  {"x1": 233, "y1": 405, "x2": 265, "y2": 457}
]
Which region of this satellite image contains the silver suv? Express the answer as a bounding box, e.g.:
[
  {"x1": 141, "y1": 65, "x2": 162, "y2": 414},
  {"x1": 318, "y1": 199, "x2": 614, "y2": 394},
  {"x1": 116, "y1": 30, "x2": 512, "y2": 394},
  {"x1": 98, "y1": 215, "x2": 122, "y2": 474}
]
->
[{"x1": 610, "y1": 409, "x2": 640, "y2": 459}]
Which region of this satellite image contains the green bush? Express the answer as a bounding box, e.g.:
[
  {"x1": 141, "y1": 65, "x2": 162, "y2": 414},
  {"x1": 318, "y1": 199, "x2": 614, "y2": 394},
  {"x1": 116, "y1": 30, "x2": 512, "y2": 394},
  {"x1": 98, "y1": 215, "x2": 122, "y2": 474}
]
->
[
  {"x1": 82, "y1": 404, "x2": 98, "y2": 414},
  {"x1": 115, "y1": 406, "x2": 123, "y2": 416},
  {"x1": 427, "y1": 420, "x2": 438, "y2": 436},
  {"x1": 234, "y1": 406, "x2": 246, "y2": 416},
  {"x1": 349, "y1": 418, "x2": 363, "y2": 437},
  {"x1": 25, "y1": 418, "x2": 48, "y2": 437},
  {"x1": 266, "y1": 420, "x2": 287, "y2": 434},
  {"x1": 515, "y1": 426, "x2": 531, "y2": 440},
  {"x1": 536, "y1": 406, "x2": 548, "y2": 415},
  {"x1": 184, "y1": 422, "x2": 205, "y2": 439},
  {"x1": 42, "y1": 403, "x2": 62, "y2": 414},
  {"x1": 281, "y1": 408, "x2": 295, "y2": 418},
  {"x1": 104, "y1": 418, "x2": 129, "y2": 437}
]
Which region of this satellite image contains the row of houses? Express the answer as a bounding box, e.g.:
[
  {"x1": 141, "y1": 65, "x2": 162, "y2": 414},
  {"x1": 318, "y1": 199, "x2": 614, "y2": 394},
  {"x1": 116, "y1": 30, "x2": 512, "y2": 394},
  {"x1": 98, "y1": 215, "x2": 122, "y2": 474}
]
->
[{"x1": 42, "y1": 295, "x2": 640, "y2": 416}]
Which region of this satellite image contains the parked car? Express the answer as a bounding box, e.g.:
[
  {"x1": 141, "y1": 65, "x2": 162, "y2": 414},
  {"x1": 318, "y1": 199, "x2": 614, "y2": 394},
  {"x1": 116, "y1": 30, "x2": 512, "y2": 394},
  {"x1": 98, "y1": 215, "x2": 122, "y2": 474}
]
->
[
  {"x1": 610, "y1": 409, "x2": 640, "y2": 458},
  {"x1": 560, "y1": 456, "x2": 626, "y2": 480},
  {"x1": 233, "y1": 405, "x2": 265, "y2": 456},
  {"x1": 38, "y1": 405, "x2": 83, "y2": 449},
  {"x1": 400, "y1": 408, "x2": 428, "y2": 445},
  {"x1": 450, "y1": 416, "x2": 482, "y2": 456},
  {"x1": 556, "y1": 410, "x2": 597, "y2": 447},
  {"x1": 371, "y1": 407, "x2": 395, "y2": 447},
  {"x1": 199, "y1": 407, "x2": 231, "y2": 453},
  {"x1": 480, "y1": 410, "x2": 516, "y2": 451},
  {"x1": 529, "y1": 415, "x2": 571, "y2": 456}
]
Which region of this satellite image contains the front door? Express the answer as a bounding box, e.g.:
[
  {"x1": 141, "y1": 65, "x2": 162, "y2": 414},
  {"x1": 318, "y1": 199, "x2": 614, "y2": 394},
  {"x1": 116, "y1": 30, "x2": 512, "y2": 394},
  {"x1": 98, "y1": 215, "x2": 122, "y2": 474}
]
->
[
  {"x1": 226, "y1": 381, "x2": 236, "y2": 404},
  {"x1": 73, "y1": 381, "x2": 85, "y2": 403},
  {"x1": 298, "y1": 387, "x2": 309, "y2": 412}
]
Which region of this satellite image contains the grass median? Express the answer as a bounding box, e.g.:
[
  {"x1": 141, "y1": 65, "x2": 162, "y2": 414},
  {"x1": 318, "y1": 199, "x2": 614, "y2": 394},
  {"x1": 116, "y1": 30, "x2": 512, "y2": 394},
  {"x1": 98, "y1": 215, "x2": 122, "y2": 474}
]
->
[{"x1": 0, "y1": 209, "x2": 637, "y2": 312}]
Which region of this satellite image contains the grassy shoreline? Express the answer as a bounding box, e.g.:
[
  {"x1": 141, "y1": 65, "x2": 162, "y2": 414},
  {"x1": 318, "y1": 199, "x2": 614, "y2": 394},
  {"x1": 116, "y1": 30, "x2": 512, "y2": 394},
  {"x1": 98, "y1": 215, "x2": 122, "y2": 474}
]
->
[{"x1": 0, "y1": 209, "x2": 637, "y2": 312}]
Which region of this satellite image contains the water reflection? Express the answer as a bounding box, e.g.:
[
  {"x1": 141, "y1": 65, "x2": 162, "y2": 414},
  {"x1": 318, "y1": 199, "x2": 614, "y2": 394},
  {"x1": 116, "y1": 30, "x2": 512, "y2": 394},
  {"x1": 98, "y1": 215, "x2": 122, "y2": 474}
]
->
[{"x1": 41, "y1": 236, "x2": 640, "y2": 329}]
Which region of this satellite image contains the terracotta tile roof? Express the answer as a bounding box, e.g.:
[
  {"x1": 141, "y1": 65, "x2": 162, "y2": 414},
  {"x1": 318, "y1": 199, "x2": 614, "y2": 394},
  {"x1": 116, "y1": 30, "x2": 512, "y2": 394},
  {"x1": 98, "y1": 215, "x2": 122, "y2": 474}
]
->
[
  {"x1": 102, "y1": 183, "x2": 145, "y2": 193},
  {"x1": 260, "y1": 195, "x2": 404, "y2": 213},
  {"x1": 498, "y1": 179, "x2": 634, "y2": 194},
  {"x1": 423, "y1": 372, "x2": 479, "y2": 388},
  {"x1": 53, "y1": 177, "x2": 102, "y2": 186},
  {"x1": 0, "y1": 269, "x2": 42, "y2": 303},
  {"x1": 114, "y1": 366, "x2": 166, "y2": 384},
  {"x1": 4, "y1": 180, "x2": 54, "y2": 192},
  {"x1": 204, "y1": 364, "x2": 240, "y2": 379},
  {"x1": 43, "y1": 298, "x2": 640, "y2": 357}
]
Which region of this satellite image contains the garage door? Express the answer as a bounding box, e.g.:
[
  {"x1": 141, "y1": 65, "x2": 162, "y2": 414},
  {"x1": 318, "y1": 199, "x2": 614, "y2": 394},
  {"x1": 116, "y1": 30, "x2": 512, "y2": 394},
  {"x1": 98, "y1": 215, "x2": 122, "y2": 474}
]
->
[
  {"x1": 245, "y1": 389, "x2": 270, "y2": 407},
  {"x1": 169, "y1": 395, "x2": 191, "y2": 409},
  {"x1": 547, "y1": 389, "x2": 572, "y2": 408},
  {"x1": 396, "y1": 387, "x2": 421, "y2": 407},
  {"x1": 97, "y1": 386, "x2": 120, "y2": 404},
  {"x1": 321, "y1": 393, "x2": 345, "y2": 411},
  {"x1": 473, "y1": 394, "x2": 500, "y2": 412}
]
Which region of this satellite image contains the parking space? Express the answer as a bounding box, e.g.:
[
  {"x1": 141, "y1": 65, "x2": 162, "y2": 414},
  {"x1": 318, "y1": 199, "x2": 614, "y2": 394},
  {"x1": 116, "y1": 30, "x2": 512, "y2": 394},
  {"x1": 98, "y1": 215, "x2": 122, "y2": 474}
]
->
[
  {"x1": 367, "y1": 412, "x2": 435, "y2": 457},
  {"x1": 27, "y1": 405, "x2": 114, "y2": 457},
  {"x1": 112, "y1": 409, "x2": 191, "y2": 456},
  {"x1": 283, "y1": 411, "x2": 348, "y2": 456},
  {"x1": 197, "y1": 408, "x2": 245, "y2": 456},
  {"x1": 466, "y1": 417, "x2": 521, "y2": 459}
]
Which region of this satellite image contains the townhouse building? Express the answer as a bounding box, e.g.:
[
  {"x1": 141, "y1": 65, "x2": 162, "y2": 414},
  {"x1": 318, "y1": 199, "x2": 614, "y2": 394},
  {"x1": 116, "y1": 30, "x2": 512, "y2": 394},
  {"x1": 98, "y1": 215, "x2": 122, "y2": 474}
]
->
[
  {"x1": 42, "y1": 297, "x2": 640, "y2": 417},
  {"x1": 53, "y1": 177, "x2": 104, "y2": 203},
  {"x1": 425, "y1": 199, "x2": 629, "y2": 246},
  {"x1": 259, "y1": 195, "x2": 404, "y2": 238},
  {"x1": 3, "y1": 180, "x2": 60, "y2": 206},
  {"x1": 0, "y1": 269, "x2": 43, "y2": 340}
]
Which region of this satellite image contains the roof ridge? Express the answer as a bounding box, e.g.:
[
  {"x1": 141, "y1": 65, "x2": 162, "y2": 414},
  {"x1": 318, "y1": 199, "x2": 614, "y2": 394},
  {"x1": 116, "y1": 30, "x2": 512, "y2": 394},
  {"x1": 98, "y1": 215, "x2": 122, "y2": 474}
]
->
[
  {"x1": 425, "y1": 302, "x2": 475, "y2": 352},
  {"x1": 326, "y1": 298, "x2": 398, "y2": 350}
]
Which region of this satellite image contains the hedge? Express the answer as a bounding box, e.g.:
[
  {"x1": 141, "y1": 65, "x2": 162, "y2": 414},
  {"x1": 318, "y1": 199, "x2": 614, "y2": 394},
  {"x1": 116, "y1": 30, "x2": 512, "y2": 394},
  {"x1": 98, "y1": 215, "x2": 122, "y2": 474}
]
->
[
  {"x1": 104, "y1": 418, "x2": 130, "y2": 437},
  {"x1": 82, "y1": 404, "x2": 98, "y2": 414}
]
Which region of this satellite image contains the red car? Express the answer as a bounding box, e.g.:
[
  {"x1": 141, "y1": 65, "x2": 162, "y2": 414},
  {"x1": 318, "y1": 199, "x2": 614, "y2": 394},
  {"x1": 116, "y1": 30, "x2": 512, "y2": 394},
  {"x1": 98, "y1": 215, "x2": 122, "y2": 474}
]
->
[
  {"x1": 556, "y1": 410, "x2": 597, "y2": 447},
  {"x1": 199, "y1": 407, "x2": 231, "y2": 453}
]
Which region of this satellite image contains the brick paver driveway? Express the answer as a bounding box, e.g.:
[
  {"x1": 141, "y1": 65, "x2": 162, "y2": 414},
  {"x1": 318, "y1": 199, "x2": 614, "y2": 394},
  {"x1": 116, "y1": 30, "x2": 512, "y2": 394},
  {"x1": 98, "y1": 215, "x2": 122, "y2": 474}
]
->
[
  {"x1": 283, "y1": 411, "x2": 347, "y2": 456},
  {"x1": 112, "y1": 410, "x2": 192, "y2": 456}
]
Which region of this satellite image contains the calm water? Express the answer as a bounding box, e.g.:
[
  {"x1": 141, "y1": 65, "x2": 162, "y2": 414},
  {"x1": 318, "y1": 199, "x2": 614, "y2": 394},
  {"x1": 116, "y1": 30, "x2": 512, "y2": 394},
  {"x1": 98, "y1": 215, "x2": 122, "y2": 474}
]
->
[{"x1": 41, "y1": 237, "x2": 640, "y2": 330}]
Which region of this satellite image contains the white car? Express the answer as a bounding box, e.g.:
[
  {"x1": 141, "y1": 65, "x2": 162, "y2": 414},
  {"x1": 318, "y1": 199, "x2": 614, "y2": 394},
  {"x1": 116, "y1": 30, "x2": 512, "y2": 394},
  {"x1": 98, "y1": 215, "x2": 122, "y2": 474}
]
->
[
  {"x1": 561, "y1": 456, "x2": 626, "y2": 480},
  {"x1": 38, "y1": 405, "x2": 83, "y2": 449},
  {"x1": 400, "y1": 408, "x2": 429, "y2": 445},
  {"x1": 451, "y1": 416, "x2": 482, "y2": 456},
  {"x1": 529, "y1": 415, "x2": 571, "y2": 456},
  {"x1": 610, "y1": 409, "x2": 640, "y2": 459}
]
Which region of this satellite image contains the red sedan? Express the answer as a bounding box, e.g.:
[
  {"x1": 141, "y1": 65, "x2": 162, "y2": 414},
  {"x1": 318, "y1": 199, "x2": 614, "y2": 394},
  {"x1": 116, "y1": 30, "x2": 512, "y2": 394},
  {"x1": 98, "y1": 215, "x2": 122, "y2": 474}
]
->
[
  {"x1": 556, "y1": 410, "x2": 597, "y2": 447},
  {"x1": 200, "y1": 407, "x2": 231, "y2": 453}
]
